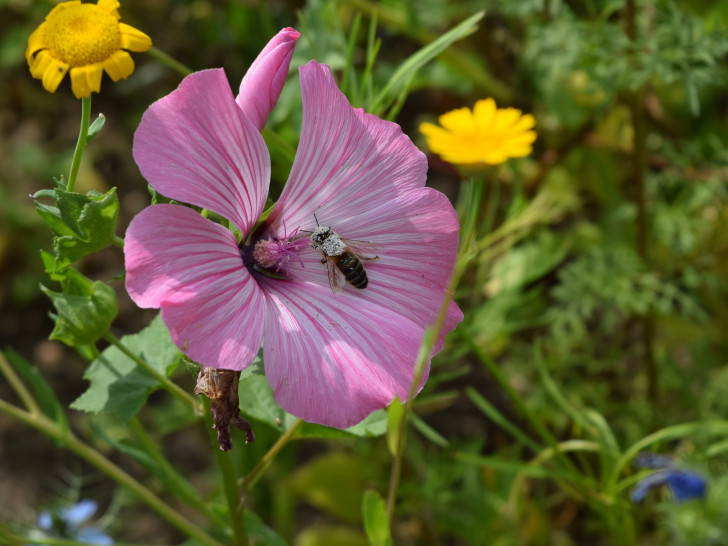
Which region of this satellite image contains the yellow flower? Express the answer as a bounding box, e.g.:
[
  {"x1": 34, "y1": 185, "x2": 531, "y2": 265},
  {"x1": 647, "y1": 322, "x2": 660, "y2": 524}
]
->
[
  {"x1": 419, "y1": 98, "x2": 537, "y2": 166},
  {"x1": 26, "y1": 0, "x2": 152, "y2": 99}
]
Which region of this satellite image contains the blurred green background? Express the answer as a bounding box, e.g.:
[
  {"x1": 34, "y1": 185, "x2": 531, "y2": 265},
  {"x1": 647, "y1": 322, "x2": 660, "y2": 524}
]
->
[{"x1": 2, "y1": 0, "x2": 728, "y2": 544}]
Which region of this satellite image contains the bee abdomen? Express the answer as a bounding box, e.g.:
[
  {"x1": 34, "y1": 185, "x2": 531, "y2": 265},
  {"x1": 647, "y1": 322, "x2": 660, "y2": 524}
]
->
[{"x1": 338, "y1": 252, "x2": 368, "y2": 289}]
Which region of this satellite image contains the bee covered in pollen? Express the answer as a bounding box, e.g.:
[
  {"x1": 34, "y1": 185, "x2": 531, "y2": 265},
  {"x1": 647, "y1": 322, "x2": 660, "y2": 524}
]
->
[{"x1": 308, "y1": 219, "x2": 382, "y2": 293}]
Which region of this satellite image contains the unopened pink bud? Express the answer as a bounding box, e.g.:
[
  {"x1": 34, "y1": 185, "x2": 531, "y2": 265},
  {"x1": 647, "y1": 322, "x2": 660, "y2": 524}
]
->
[{"x1": 236, "y1": 27, "x2": 300, "y2": 131}]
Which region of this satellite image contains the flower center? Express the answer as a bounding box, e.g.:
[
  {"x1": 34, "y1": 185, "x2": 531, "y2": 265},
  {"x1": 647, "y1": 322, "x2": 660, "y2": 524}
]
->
[
  {"x1": 44, "y1": 4, "x2": 120, "y2": 67},
  {"x1": 244, "y1": 230, "x2": 307, "y2": 278}
]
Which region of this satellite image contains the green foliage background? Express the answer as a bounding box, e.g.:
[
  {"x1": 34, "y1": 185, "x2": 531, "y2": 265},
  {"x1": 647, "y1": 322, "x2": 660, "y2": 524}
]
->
[{"x1": 1, "y1": 0, "x2": 728, "y2": 544}]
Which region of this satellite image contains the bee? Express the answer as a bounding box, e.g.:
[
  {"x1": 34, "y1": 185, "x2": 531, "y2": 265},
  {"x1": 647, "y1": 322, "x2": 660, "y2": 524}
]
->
[{"x1": 308, "y1": 219, "x2": 382, "y2": 293}]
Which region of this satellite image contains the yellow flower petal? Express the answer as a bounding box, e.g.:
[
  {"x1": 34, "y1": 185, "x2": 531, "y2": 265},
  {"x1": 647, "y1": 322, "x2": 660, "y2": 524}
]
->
[
  {"x1": 29, "y1": 49, "x2": 52, "y2": 79},
  {"x1": 30, "y1": 51, "x2": 70, "y2": 94},
  {"x1": 97, "y1": 0, "x2": 121, "y2": 18},
  {"x1": 42, "y1": 58, "x2": 70, "y2": 94},
  {"x1": 439, "y1": 107, "x2": 475, "y2": 132},
  {"x1": 103, "y1": 50, "x2": 134, "y2": 81},
  {"x1": 26, "y1": 24, "x2": 47, "y2": 64},
  {"x1": 473, "y1": 98, "x2": 497, "y2": 127},
  {"x1": 420, "y1": 98, "x2": 538, "y2": 167},
  {"x1": 118, "y1": 23, "x2": 152, "y2": 52},
  {"x1": 70, "y1": 64, "x2": 104, "y2": 98}
]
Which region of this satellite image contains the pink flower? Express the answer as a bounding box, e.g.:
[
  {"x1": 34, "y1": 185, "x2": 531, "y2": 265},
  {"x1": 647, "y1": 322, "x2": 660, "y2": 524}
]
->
[{"x1": 125, "y1": 44, "x2": 462, "y2": 427}]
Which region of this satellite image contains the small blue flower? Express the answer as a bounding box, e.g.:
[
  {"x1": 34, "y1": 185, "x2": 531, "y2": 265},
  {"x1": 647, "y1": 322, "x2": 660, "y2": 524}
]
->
[
  {"x1": 631, "y1": 452, "x2": 707, "y2": 504},
  {"x1": 36, "y1": 499, "x2": 113, "y2": 545}
]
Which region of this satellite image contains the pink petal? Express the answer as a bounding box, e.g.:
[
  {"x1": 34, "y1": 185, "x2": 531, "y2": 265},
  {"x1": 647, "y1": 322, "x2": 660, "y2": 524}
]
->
[
  {"x1": 133, "y1": 69, "x2": 270, "y2": 235},
  {"x1": 261, "y1": 280, "x2": 430, "y2": 428},
  {"x1": 236, "y1": 27, "x2": 300, "y2": 131},
  {"x1": 281, "y1": 187, "x2": 463, "y2": 348},
  {"x1": 269, "y1": 61, "x2": 427, "y2": 230},
  {"x1": 124, "y1": 204, "x2": 265, "y2": 370}
]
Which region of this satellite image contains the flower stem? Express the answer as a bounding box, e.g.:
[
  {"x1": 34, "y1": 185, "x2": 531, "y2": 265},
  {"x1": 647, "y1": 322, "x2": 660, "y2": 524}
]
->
[
  {"x1": 0, "y1": 351, "x2": 41, "y2": 415},
  {"x1": 239, "y1": 420, "x2": 302, "y2": 496},
  {"x1": 624, "y1": 0, "x2": 657, "y2": 406},
  {"x1": 148, "y1": 46, "x2": 193, "y2": 77},
  {"x1": 0, "y1": 398, "x2": 224, "y2": 546},
  {"x1": 385, "y1": 178, "x2": 483, "y2": 522},
  {"x1": 102, "y1": 330, "x2": 198, "y2": 410},
  {"x1": 128, "y1": 417, "x2": 225, "y2": 526},
  {"x1": 200, "y1": 397, "x2": 249, "y2": 546},
  {"x1": 67, "y1": 96, "x2": 92, "y2": 193}
]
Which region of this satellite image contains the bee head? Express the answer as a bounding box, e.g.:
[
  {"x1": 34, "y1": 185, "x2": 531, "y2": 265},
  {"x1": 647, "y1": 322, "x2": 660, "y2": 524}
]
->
[{"x1": 310, "y1": 225, "x2": 333, "y2": 247}]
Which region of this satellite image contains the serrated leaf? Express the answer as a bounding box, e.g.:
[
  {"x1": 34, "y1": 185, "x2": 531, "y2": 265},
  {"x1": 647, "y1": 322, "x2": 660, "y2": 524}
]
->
[
  {"x1": 362, "y1": 490, "x2": 392, "y2": 546},
  {"x1": 39, "y1": 250, "x2": 66, "y2": 282},
  {"x1": 3, "y1": 349, "x2": 69, "y2": 439},
  {"x1": 35, "y1": 201, "x2": 76, "y2": 238},
  {"x1": 53, "y1": 188, "x2": 119, "y2": 271},
  {"x1": 71, "y1": 315, "x2": 181, "y2": 420},
  {"x1": 41, "y1": 269, "x2": 117, "y2": 346}
]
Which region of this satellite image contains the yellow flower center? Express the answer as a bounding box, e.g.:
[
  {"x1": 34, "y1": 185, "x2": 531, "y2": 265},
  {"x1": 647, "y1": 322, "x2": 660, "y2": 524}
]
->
[{"x1": 44, "y1": 3, "x2": 119, "y2": 67}]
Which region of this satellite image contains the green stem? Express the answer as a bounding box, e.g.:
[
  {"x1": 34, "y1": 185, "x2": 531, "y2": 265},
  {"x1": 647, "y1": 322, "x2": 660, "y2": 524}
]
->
[
  {"x1": 201, "y1": 398, "x2": 248, "y2": 546},
  {"x1": 385, "y1": 178, "x2": 483, "y2": 522},
  {"x1": 0, "y1": 352, "x2": 41, "y2": 415},
  {"x1": 0, "y1": 515, "x2": 24, "y2": 545},
  {"x1": 239, "y1": 420, "x2": 302, "y2": 496},
  {"x1": 341, "y1": 0, "x2": 511, "y2": 102},
  {"x1": 102, "y1": 331, "x2": 198, "y2": 410},
  {"x1": 624, "y1": 0, "x2": 657, "y2": 406},
  {"x1": 67, "y1": 96, "x2": 92, "y2": 193},
  {"x1": 147, "y1": 46, "x2": 193, "y2": 77},
  {"x1": 0, "y1": 398, "x2": 224, "y2": 546},
  {"x1": 112, "y1": 234, "x2": 124, "y2": 248},
  {"x1": 127, "y1": 418, "x2": 225, "y2": 526}
]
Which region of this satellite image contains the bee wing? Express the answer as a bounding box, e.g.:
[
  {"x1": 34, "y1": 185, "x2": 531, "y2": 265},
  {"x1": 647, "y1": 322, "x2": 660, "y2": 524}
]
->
[
  {"x1": 341, "y1": 238, "x2": 384, "y2": 261},
  {"x1": 324, "y1": 256, "x2": 343, "y2": 293}
]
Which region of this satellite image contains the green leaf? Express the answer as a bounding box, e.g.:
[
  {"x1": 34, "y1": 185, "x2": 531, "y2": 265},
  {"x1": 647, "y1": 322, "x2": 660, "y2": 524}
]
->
[
  {"x1": 386, "y1": 398, "x2": 404, "y2": 456},
  {"x1": 54, "y1": 188, "x2": 119, "y2": 270},
  {"x1": 295, "y1": 526, "x2": 368, "y2": 546},
  {"x1": 297, "y1": 410, "x2": 388, "y2": 439},
  {"x1": 35, "y1": 188, "x2": 120, "y2": 273},
  {"x1": 3, "y1": 349, "x2": 69, "y2": 439},
  {"x1": 237, "y1": 375, "x2": 298, "y2": 431},
  {"x1": 238, "y1": 371, "x2": 387, "y2": 437},
  {"x1": 245, "y1": 510, "x2": 288, "y2": 546},
  {"x1": 287, "y1": 452, "x2": 377, "y2": 522},
  {"x1": 41, "y1": 268, "x2": 117, "y2": 346},
  {"x1": 87, "y1": 114, "x2": 106, "y2": 141},
  {"x1": 362, "y1": 490, "x2": 392, "y2": 546},
  {"x1": 369, "y1": 11, "x2": 485, "y2": 116},
  {"x1": 71, "y1": 315, "x2": 181, "y2": 420},
  {"x1": 39, "y1": 250, "x2": 65, "y2": 283}
]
